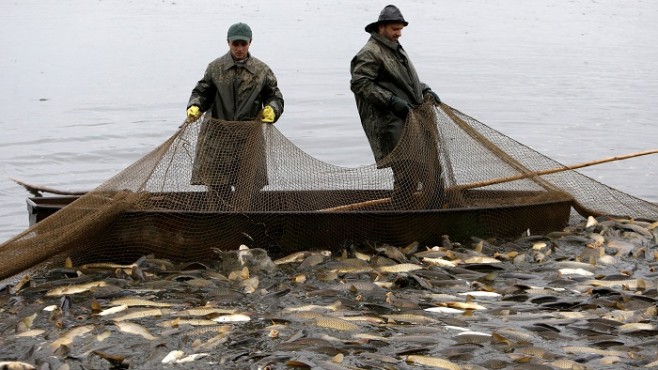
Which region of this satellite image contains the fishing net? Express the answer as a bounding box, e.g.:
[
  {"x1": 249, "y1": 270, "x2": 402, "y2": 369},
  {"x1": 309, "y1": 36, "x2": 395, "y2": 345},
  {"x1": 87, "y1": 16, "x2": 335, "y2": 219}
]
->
[{"x1": 1, "y1": 102, "x2": 656, "y2": 280}]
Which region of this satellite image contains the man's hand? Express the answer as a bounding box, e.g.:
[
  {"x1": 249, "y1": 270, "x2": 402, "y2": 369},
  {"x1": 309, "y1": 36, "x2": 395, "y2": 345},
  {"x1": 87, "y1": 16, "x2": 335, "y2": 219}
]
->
[
  {"x1": 389, "y1": 96, "x2": 411, "y2": 119},
  {"x1": 187, "y1": 105, "x2": 201, "y2": 121},
  {"x1": 424, "y1": 90, "x2": 441, "y2": 105},
  {"x1": 262, "y1": 105, "x2": 276, "y2": 123}
]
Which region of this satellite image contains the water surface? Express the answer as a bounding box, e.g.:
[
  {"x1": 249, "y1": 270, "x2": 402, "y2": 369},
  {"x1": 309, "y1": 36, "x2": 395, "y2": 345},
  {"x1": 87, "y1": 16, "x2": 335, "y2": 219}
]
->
[{"x1": 1, "y1": 0, "x2": 656, "y2": 242}]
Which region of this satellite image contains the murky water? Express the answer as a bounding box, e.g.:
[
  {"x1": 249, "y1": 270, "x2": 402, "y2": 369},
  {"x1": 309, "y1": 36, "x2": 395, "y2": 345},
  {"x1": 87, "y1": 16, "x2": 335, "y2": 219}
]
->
[{"x1": 1, "y1": 0, "x2": 657, "y2": 242}]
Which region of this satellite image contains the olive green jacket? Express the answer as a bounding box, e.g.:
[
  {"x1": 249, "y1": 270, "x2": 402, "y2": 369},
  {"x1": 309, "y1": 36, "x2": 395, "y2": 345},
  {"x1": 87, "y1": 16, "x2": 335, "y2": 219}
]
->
[
  {"x1": 188, "y1": 52, "x2": 284, "y2": 120},
  {"x1": 188, "y1": 52, "x2": 283, "y2": 187},
  {"x1": 350, "y1": 32, "x2": 434, "y2": 164}
]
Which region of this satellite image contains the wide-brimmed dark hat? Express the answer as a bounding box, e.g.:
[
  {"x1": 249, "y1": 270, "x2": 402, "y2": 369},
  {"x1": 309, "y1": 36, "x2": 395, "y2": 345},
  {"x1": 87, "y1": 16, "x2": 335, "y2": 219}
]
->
[{"x1": 364, "y1": 5, "x2": 408, "y2": 33}]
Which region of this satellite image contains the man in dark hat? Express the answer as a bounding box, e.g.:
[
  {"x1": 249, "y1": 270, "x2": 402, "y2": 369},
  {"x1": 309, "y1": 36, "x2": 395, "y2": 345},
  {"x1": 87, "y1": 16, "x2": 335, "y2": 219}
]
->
[
  {"x1": 350, "y1": 5, "x2": 443, "y2": 209},
  {"x1": 186, "y1": 22, "x2": 285, "y2": 210}
]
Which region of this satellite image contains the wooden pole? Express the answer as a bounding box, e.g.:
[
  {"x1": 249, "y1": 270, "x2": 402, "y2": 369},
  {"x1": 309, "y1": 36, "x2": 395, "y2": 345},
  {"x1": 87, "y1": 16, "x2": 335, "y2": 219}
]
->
[
  {"x1": 320, "y1": 149, "x2": 658, "y2": 212},
  {"x1": 458, "y1": 148, "x2": 658, "y2": 191},
  {"x1": 11, "y1": 177, "x2": 87, "y2": 196}
]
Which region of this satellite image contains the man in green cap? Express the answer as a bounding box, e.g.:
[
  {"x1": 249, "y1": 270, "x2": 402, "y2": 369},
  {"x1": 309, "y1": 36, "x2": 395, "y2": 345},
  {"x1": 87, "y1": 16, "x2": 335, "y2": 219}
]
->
[
  {"x1": 350, "y1": 5, "x2": 443, "y2": 209},
  {"x1": 186, "y1": 22, "x2": 284, "y2": 123},
  {"x1": 186, "y1": 22, "x2": 284, "y2": 209}
]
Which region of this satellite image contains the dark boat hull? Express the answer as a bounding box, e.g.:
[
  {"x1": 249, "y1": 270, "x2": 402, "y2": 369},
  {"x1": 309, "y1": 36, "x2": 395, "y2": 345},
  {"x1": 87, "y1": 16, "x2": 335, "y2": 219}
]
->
[{"x1": 26, "y1": 190, "x2": 572, "y2": 261}]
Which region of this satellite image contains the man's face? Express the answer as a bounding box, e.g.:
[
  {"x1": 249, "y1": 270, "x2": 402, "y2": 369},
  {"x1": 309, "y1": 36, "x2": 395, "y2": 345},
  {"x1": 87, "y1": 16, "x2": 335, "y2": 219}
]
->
[
  {"x1": 228, "y1": 39, "x2": 251, "y2": 60},
  {"x1": 379, "y1": 22, "x2": 404, "y2": 42}
]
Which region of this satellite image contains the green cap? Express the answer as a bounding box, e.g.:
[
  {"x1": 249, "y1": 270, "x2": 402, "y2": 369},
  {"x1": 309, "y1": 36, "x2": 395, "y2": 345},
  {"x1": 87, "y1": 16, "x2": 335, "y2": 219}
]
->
[{"x1": 227, "y1": 22, "x2": 252, "y2": 42}]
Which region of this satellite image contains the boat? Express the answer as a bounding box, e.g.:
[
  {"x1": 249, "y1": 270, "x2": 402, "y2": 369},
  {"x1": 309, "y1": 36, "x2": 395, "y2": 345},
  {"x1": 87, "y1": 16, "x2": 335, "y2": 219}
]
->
[{"x1": 25, "y1": 188, "x2": 573, "y2": 262}]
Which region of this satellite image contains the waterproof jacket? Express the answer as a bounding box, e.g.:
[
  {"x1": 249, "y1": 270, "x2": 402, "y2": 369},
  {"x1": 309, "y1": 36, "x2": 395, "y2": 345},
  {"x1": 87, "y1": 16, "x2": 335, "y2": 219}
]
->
[
  {"x1": 350, "y1": 32, "x2": 433, "y2": 164},
  {"x1": 188, "y1": 52, "x2": 284, "y2": 120},
  {"x1": 188, "y1": 52, "x2": 283, "y2": 188}
]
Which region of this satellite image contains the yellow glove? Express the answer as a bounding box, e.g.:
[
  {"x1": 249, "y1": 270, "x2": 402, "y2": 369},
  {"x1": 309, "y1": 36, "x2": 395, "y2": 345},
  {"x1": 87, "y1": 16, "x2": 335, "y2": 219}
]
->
[
  {"x1": 187, "y1": 105, "x2": 201, "y2": 121},
  {"x1": 261, "y1": 105, "x2": 275, "y2": 123}
]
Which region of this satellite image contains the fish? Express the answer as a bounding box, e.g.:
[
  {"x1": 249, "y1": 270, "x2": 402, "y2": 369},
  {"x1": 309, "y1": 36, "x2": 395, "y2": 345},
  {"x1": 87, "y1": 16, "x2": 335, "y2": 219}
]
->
[
  {"x1": 111, "y1": 308, "x2": 170, "y2": 322},
  {"x1": 330, "y1": 265, "x2": 374, "y2": 274},
  {"x1": 157, "y1": 318, "x2": 218, "y2": 327},
  {"x1": 376, "y1": 245, "x2": 408, "y2": 262},
  {"x1": 354, "y1": 251, "x2": 372, "y2": 261},
  {"x1": 598, "y1": 255, "x2": 618, "y2": 265},
  {"x1": 549, "y1": 358, "x2": 586, "y2": 370},
  {"x1": 562, "y1": 346, "x2": 627, "y2": 357},
  {"x1": 212, "y1": 313, "x2": 251, "y2": 323},
  {"x1": 602, "y1": 310, "x2": 635, "y2": 322},
  {"x1": 454, "y1": 331, "x2": 491, "y2": 344},
  {"x1": 424, "y1": 307, "x2": 464, "y2": 314},
  {"x1": 96, "y1": 330, "x2": 112, "y2": 342},
  {"x1": 314, "y1": 316, "x2": 360, "y2": 331},
  {"x1": 78, "y1": 262, "x2": 139, "y2": 270},
  {"x1": 173, "y1": 353, "x2": 209, "y2": 364},
  {"x1": 299, "y1": 253, "x2": 326, "y2": 269},
  {"x1": 422, "y1": 257, "x2": 457, "y2": 268},
  {"x1": 109, "y1": 297, "x2": 174, "y2": 307},
  {"x1": 89, "y1": 350, "x2": 126, "y2": 368},
  {"x1": 587, "y1": 278, "x2": 653, "y2": 290},
  {"x1": 184, "y1": 278, "x2": 215, "y2": 288},
  {"x1": 240, "y1": 276, "x2": 259, "y2": 294},
  {"x1": 13, "y1": 329, "x2": 45, "y2": 338},
  {"x1": 462, "y1": 256, "x2": 501, "y2": 264},
  {"x1": 9, "y1": 275, "x2": 30, "y2": 294},
  {"x1": 340, "y1": 315, "x2": 384, "y2": 324},
  {"x1": 559, "y1": 268, "x2": 594, "y2": 276},
  {"x1": 330, "y1": 281, "x2": 382, "y2": 292},
  {"x1": 283, "y1": 302, "x2": 340, "y2": 312},
  {"x1": 644, "y1": 358, "x2": 658, "y2": 367},
  {"x1": 387, "y1": 334, "x2": 442, "y2": 344},
  {"x1": 443, "y1": 301, "x2": 487, "y2": 310},
  {"x1": 617, "y1": 322, "x2": 656, "y2": 333},
  {"x1": 517, "y1": 346, "x2": 553, "y2": 359},
  {"x1": 174, "y1": 307, "x2": 237, "y2": 317},
  {"x1": 114, "y1": 321, "x2": 158, "y2": 340},
  {"x1": 405, "y1": 355, "x2": 461, "y2": 370},
  {"x1": 183, "y1": 325, "x2": 232, "y2": 336},
  {"x1": 273, "y1": 251, "x2": 309, "y2": 265},
  {"x1": 50, "y1": 325, "x2": 94, "y2": 350},
  {"x1": 456, "y1": 291, "x2": 501, "y2": 299},
  {"x1": 143, "y1": 256, "x2": 177, "y2": 271},
  {"x1": 0, "y1": 361, "x2": 37, "y2": 370},
  {"x1": 192, "y1": 333, "x2": 229, "y2": 351},
  {"x1": 607, "y1": 240, "x2": 636, "y2": 256},
  {"x1": 98, "y1": 305, "x2": 128, "y2": 316},
  {"x1": 382, "y1": 313, "x2": 439, "y2": 324},
  {"x1": 377, "y1": 263, "x2": 423, "y2": 273},
  {"x1": 45, "y1": 280, "x2": 109, "y2": 296},
  {"x1": 492, "y1": 327, "x2": 535, "y2": 344},
  {"x1": 352, "y1": 333, "x2": 389, "y2": 342},
  {"x1": 17, "y1": 313, "x2": 37, "y2": 332}
]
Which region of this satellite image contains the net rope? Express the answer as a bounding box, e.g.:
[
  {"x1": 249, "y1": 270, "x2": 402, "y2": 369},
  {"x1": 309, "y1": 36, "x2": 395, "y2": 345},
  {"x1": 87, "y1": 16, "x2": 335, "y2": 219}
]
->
[{"x1": 1, "y1": 103, "x2": 656, "y2": 280}]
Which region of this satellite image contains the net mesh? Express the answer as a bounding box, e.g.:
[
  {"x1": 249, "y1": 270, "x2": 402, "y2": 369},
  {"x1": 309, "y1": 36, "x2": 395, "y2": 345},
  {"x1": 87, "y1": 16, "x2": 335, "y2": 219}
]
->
[{"x1": 1, "y1": 103, "x2": 656, "y2": 280}]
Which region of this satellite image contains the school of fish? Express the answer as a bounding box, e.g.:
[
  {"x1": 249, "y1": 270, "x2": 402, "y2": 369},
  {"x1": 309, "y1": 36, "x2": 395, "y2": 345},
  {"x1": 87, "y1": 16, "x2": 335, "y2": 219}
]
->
[{"x1": 0, "y1": 215, "x2": 657, "y2": 369}]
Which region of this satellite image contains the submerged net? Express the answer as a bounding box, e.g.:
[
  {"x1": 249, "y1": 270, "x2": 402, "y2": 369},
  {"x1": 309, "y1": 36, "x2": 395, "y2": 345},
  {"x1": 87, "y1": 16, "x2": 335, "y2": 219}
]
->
[{"x1": 1, "y1": 103, "x2": 656, "y2": 280}]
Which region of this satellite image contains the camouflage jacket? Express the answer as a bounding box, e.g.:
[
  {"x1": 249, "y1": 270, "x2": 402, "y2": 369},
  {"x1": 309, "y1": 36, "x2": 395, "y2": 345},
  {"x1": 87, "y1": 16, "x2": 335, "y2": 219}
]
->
[
  {"x1": 350, "y1": 32, "x2": 433, "y2": 163},
  {"x1": 188, "y1": 52, "x2": 284, "y2": 121}
]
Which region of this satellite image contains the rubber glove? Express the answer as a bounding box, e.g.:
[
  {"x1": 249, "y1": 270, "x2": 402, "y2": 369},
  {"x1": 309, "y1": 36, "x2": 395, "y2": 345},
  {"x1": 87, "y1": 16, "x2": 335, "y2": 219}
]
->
[
  {"x1": 187, "y1": 105, "x2": 201, "y2": 121},
  {"x1": 424, "y1": 90, "x2": 441, "y2": 105},
  {"x1": 262, "y1": 105, "x2": 276, "y2": 123},
  {"x1": 389, "y1": 95, "x2": 411, "y2": 119}
]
